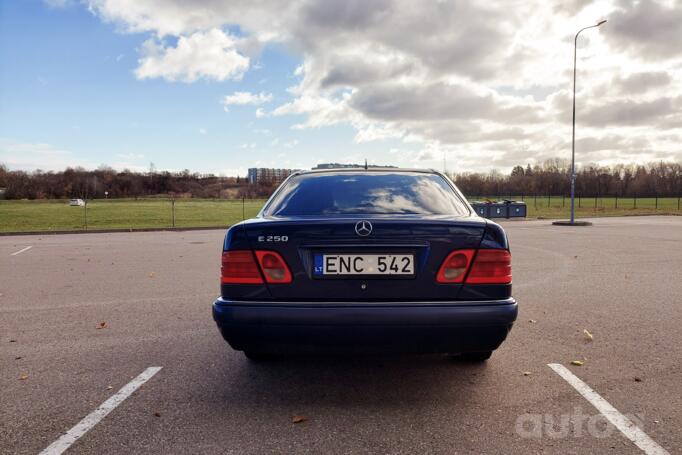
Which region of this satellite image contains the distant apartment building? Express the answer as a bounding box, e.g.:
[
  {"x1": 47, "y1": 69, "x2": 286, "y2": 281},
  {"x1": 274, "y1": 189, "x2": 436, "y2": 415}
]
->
[{"x1": 247, "y1": 168, "x2": 296, "y2": 184}]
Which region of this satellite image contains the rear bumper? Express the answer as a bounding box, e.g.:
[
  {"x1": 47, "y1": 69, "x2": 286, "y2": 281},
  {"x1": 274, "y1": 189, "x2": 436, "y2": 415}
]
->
[{"x1": 212, "y1": 297, "x2": 517, "y2": 354}]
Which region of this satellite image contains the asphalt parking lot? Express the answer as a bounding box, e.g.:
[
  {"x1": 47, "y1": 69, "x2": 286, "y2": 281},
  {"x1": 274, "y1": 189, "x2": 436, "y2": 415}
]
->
[{"x1": 1, "y1": 216, "x2": 681, "y2": 454}]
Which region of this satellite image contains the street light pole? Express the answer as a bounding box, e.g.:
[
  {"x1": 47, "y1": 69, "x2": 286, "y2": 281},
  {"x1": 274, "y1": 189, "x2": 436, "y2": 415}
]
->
[{"x1": 569, "y1": 20, "x2": 606, "y2": 224}]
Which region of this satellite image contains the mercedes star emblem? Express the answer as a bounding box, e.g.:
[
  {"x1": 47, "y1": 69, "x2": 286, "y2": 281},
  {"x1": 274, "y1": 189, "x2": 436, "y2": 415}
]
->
[{"x1": 355, "y1": 220, "x2": 373, "y2": 236}]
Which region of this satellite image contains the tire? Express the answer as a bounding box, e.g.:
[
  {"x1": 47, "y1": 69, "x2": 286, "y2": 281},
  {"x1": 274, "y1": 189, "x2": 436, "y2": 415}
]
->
[
  {"x1": 453, "y1": 350, "x2": 493, "y2": 362},
  {"x1": 243, "y1": 350, "x2": 274, "y2": 362}
]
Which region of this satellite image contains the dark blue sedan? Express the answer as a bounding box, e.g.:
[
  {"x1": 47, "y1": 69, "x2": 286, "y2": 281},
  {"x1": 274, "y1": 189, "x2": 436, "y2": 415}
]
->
[{"x1": 213, "y1": 168, "x2": 517, "y2": 361}]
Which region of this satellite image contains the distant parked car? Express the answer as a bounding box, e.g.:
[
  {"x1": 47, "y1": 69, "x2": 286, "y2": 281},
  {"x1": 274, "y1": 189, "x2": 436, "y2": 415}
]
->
[
  {"x1": 213, "y1": 168, "x2": 517, "y2": 361},
  {"x1": 69, "y1": 198, "x2": 85, "y2": 206}
]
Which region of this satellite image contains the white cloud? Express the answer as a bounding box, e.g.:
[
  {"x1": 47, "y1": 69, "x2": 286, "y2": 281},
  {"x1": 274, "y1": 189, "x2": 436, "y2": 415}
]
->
[
  {"x1": 612, "y1": 71, "x2": 672, "y2": 94},
  {"x1": 271, "y1": 92, "x2": 359, "y2": 129},
  {"x1": 221, "y1": 91, "x2": 273, "y2": 107},
  {"x1": 416, "y1": 150, "x2": 435, "y2": 161},
  {"x1": 135, "y1": 29, "x2": 249, "y2": 82},
  {"x1": 43, "y1": 0, "x2": 75, "y2": 8},
  {"x1": 606, "y1": 0, "x2": 682, "y2": 59},
  {"x1": 87, "y1": 0, "x2": 294, "y2": 37},
  {"x1": 0, "y1": 140, "x2": 160, "y2": 173},
  {"x1": 198, "y1": 128, "x2": 207, "y2": 134},
  {"x1": 0, "y1": 139, "x2": 95, "y2": 171},
  {"x1": 354, "y1": 124, "x2": 402, "y2": 143},
  {"x1": 83, "y1": 0, "x2": 682, "y2": 171}
]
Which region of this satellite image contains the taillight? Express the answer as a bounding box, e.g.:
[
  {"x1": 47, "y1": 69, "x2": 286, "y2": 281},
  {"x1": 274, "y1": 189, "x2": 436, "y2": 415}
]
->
[
  {"x1": 436, "y1": 249, "x2": 511, "y2": 284},
  {"x1": 436, "y1": 250, "x2": 476, "y2": 283},
  {"x1": 221, "y1": 251, "x2": 263, "y2": 284},
  {"x1": 254, "y1": 251, "x2": 292, "y2": 284},
  {"x1": 466, "y1": 249, "x2": 512, "y2": 284}
]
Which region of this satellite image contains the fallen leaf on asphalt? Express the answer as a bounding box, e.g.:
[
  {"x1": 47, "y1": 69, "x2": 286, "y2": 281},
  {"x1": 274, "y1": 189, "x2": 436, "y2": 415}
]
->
[
  {"x1": 9, "y1": 339, "x2": 16, "y2": 343},
  {"x1": 106, "y1": 385, "x2": 113, "y2": 390},
  {"x1": 15, "y1": 356, "x2": 22, "y2": 360},
  {"x1": 19, "y1": 373, "x2": 28, "y2": 380},
  {"x1": 96, "y1": 321, "x2": 107, "y2": 329},
  {"x1": 528, "y1": 319, "x2": 537, "y2": 324},
  {"x1": 154, "y1": 412, "x2": 161, "y2": 417},
  {"x1": 148, "y1": 272, "x2": 156, "y2": 278},
  {"x1": 574, "y1": 255, "x2": 578, "y2": 259},
  {"x1": 583, "y1": 329, "x2": 594, "y2": 341},
  {"x1": 523, "y1": 371, "x2": 532, "y2": 376},
  {"x1": 634, "y1": 377, "x2": 642, "y2": 382},
  {"x1": 570, "y1": 360, "x2": 584, "y2": 366},
  {"x1": 292, "y1": 415, "x2": 308, "y2": 424}
]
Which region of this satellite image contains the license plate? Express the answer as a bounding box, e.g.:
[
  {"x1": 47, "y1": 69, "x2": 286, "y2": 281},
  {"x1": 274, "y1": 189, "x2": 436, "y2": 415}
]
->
[{"x1": 313, "y1": 254, "x2": 414, "y2": 276}]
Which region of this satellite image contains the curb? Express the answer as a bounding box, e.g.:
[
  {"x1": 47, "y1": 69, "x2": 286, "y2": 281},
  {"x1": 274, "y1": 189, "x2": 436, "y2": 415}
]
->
[{"x1": 551, "y1": 220, "x2": 593, "y2": 226}]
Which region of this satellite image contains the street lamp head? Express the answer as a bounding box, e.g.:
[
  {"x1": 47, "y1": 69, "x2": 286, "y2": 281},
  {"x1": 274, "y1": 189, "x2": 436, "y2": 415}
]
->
[{"x1": 596, "y1": 19, "x2": 607, "y2": 26}]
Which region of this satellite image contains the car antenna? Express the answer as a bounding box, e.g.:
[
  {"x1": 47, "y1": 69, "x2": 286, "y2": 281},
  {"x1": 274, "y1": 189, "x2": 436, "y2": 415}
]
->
[
  {"x1": 364, "y1": 159, "x2": 368, "y2": 170},
  {"x1": 242, "y1": 195, "x2": 245, "y2": 222}
]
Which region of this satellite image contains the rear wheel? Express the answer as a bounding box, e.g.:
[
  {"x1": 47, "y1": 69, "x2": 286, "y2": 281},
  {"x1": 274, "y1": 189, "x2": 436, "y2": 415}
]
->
[
  {"x1": 243, "y1": 350, "x2": 275, "y2": 362},
  {"x1": 452, "y1": 350, "x2": 493, "y2": 362}
]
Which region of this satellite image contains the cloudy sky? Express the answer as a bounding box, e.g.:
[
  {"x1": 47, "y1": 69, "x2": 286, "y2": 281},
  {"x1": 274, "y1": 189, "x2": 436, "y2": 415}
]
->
[{"x1": 1, "y1": 0, "x2": 681, "y2": 175}]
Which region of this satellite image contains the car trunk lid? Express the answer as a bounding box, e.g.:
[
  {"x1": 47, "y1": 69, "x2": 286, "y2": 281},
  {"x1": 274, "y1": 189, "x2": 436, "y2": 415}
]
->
[{"x1": 242, "y1": 215, "x2": 486, "y2": 301}]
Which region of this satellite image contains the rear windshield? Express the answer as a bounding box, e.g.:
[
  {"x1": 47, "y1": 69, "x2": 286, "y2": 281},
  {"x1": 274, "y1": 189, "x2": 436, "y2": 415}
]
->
[{"x1": 263, "y1": 172, "x2": 469, "y2": 216}]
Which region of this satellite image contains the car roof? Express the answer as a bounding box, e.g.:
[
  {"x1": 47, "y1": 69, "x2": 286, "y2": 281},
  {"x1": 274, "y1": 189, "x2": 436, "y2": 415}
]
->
[{"x1": 294, "y1": 167, "x2": 440, "y2": 176}]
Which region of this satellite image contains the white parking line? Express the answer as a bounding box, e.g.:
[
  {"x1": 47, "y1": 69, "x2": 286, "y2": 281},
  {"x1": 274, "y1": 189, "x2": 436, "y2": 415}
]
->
[
  {"x1": 548, "y1": 363, "x2": 669, "y2": 455},
  {"x1": 39, "y1": 366, "x2": 162, "y2": 455},
  {"x1": 10, "y1": 245, "x2": 32, "y2": 256}
]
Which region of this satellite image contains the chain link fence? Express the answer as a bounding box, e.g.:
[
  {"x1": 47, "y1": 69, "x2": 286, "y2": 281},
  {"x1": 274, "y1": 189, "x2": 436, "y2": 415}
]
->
[
  {"x1": 1, "y1": 194, "x2": 681, "y2": 233},
  {"x1": 0, "y1": 198, "x2": 267, "y2": 233}
]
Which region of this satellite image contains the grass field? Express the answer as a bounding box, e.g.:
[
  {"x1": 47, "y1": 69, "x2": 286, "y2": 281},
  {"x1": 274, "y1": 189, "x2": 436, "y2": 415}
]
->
[
  {"x1": 0, "y1": 196, "x2": 680, "y2": 233},
  {"x1": 0, "y1": 198, "x2": 266, "y2": 233}
]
